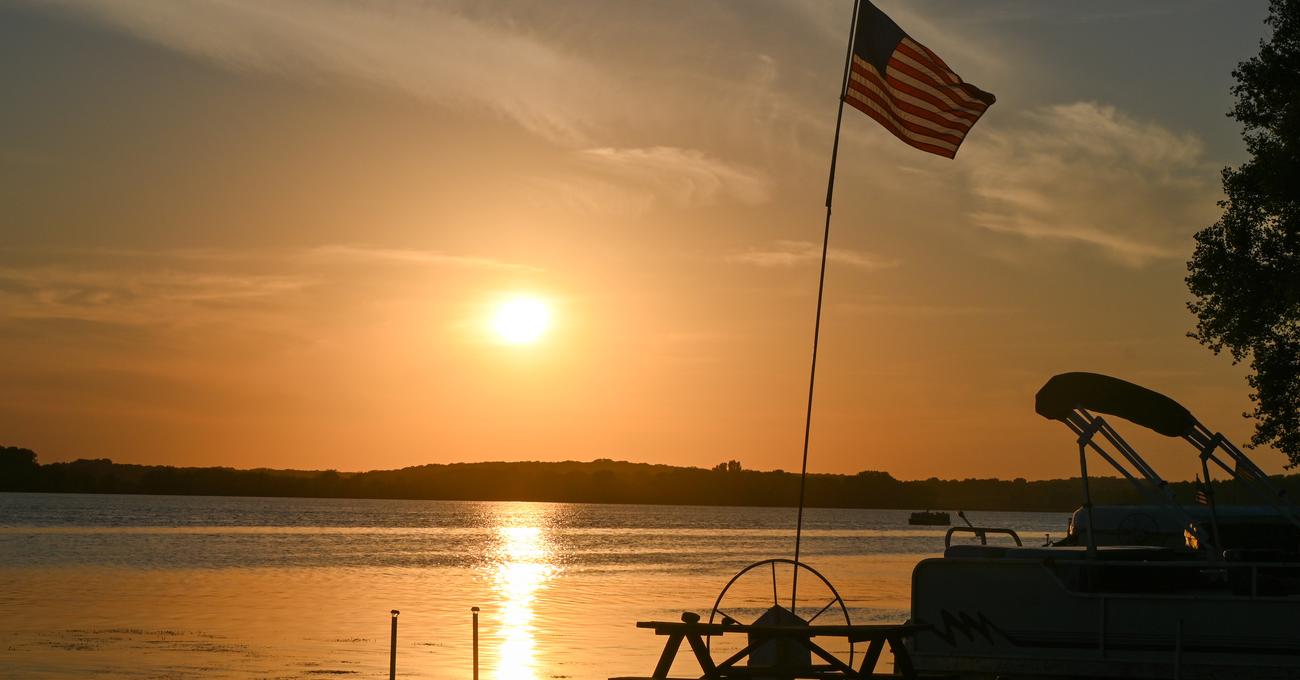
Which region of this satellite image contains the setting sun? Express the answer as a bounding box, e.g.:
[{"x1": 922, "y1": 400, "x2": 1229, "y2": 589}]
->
[{"x1": 491, "y1": 296, "x2": 551, "y2": 345}]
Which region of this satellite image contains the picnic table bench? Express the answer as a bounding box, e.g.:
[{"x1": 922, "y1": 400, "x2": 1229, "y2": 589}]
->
[{"x1": 611, "y1": 612, "x2": 933, "y2": 680}]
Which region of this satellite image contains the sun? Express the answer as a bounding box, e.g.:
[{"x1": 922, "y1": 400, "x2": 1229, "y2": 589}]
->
[{"x1": 491, "y1": 296, "x2": 551, "y2": 345}]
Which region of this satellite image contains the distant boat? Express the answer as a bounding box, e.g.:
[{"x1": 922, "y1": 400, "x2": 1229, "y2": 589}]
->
[{"x1": 908, "y1": 510, "x2": 951, "y2": 526}]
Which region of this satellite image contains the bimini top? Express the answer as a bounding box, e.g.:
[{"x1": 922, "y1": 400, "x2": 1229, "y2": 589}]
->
[{"x1": 1035, "y1": 372, "x2": 1197, "y2": 437}]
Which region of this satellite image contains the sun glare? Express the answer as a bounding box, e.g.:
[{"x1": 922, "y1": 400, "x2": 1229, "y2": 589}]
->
[{"x1": 491, "y1": 296, "x2": 551, "y2": 345}]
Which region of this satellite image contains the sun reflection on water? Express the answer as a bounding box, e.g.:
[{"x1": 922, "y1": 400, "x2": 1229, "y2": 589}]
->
[{"x1": 491, "y1": 505, "x2": 560, "y2": 680}]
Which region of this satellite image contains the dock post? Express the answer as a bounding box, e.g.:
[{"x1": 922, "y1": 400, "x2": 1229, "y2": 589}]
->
[
  {"x1": 472, "y1": 606, "x2": 481, "y2": 680},
  {"x1": 1174, "y1": 618, "x2": 1183, "y2": 680},
  {"x1": 390, "y1": 609, "x2": 400, "y2": 680}
]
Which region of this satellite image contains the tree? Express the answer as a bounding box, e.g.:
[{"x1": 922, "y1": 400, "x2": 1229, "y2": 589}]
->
[
  {"x1": 0, "y1": 446, "x2": 39, "y2": 490},
  {"x1": 712, "y1": 460, "x2": 742, "y2": 473},
  {"x1": 1187, "y1": 0, "x2": 1300, "y2": 465}
]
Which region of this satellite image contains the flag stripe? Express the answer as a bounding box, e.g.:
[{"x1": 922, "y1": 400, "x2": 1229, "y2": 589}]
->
[
  {"x1": 845, "y1": 96, "x2": 959, "y2": 157},
  {"x1": 893, "y1": 45, "x2": 990, "y2": 111},
  {"x1": 910, "y1": 39, "x2": 961, "y2": 86},
  {"x1": 847, "y1": 84, "x2": 963, "y2": 148},
  {"x1": 888, "y1": 54, "x2": 989, "y2": 115},
  {"x1": 855, "y1": 56, "x2": 984, "y2": 126},
  {"x1": 894, "y1": 42, "x2": 965, "y2": 91},
  {"x1": 893, "y1": 49, "x2": 987, "y2": 111},
  {"x1": 899, "y1": 38, "x2": 958, "y2": 85},
  {"x1": 851, "y1": 62, "x2": 974, "y2": 133},
  {"x1": 844, "y1": 88, "x2": 960, "y2": 157},
  {"x1": 877, "y1": 56, "x2": 988, "y2": 117},
  {"x1": 848, "y1": 72, "x2": 968, "y2": 144},
  {"x1": 901, "y1": 38, "x2": 996, "y2": 108},
  {"x1": 881, "y1": 72, "x2": 983, "y2": 123}
]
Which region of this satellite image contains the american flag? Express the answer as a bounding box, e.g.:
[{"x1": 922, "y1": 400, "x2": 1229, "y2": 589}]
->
[{"x1": 844, "y1": 1, "x2": 995, "y2": 158}]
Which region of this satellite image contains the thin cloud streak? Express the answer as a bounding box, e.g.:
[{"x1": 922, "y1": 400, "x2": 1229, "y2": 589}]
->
[
  {"x1": 0, "y1": 245, "x2": 539, "y2": 326},
  {"x1": 577, "y1": 147, "x2": 772, "y2": 207},
  {"x1": 528, "y1": 146, "x2": 773, "y2": 216},
  {"x1": 304, "y1": 245, "x2": 542, "y2": 272},
  {"x1": 728, "y1": 240, "x2": 897, "y2": 270}
]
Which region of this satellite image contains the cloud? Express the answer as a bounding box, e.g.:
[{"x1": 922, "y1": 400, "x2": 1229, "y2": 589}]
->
[
  {"x1": 0, "y1": 245, "x2": 536, "y2": 328},
  {"x1": 303, "y1": 245, "x2": 540, "y2": 272},
  {"x1": 30, "y1": 0, "x2": 613, "y2": 143},
  {"x1": 727, "y1": 240, "x2": 896, "y2": 270},
  {"x1": 836, "y1": 300, "x2": 1011, "y2": 318},
  {"x1": 580, "y1": 147, "x2": 771, "y2": 206},
  {"x1": 0, "y1": 263, "x2": 308, "y2": 326},
  {"x1": 962, "y1": 102, "x2": 1221, "y2": 266},
  {"x1": 531, "y1": 147, "x2": 773, "y2": 216},
  {"x1": 22, "y1": 0, "x2": 882, "y2": 169}
]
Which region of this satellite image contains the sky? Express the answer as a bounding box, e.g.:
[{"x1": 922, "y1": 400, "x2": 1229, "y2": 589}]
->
[{"x1": 0, "y1": 0, "x2": 1282, "y2": 480}]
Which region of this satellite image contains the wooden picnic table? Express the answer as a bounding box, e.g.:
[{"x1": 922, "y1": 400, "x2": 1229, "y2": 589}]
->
[{"x1": 612, "y1": 612, "x2": 931, "y2": 680}]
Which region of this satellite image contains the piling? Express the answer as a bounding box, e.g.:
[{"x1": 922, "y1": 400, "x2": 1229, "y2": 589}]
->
[
  {"x1": 472, "y1": 606, "x2": 481, "y2": 680},
  {"x1": 390, "y1": 609, "x2": 400, "y2": 680}
]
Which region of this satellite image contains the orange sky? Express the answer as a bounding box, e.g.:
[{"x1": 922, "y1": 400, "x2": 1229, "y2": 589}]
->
[{"x1": 0, "y1": 1, "x2": 1283, "y2": 480}]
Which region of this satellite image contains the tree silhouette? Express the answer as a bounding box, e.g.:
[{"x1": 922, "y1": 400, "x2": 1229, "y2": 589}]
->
[
  {"x1": 1187, "y1": 0, "x2": 1300, "y2": 465},
  {"x1": 0, "y1": 446, "x2": 39, "y2": 490}
]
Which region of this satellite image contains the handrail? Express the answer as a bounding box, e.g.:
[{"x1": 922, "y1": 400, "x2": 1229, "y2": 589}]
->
[{"x1": 944, "y1": 526, "x2": 1022, "y2": 548}]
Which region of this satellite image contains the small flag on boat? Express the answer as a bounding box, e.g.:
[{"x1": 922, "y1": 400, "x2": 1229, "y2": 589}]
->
[{"x1": 844, "y1": 1, "x2": 995, "y2": 158}]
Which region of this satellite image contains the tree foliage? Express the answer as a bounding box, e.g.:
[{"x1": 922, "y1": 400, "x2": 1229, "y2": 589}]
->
[
  {"x1": 1187, "y1": 0, "x2": 1300, "y2": 465},
  {"x1": 8, "y1": 446, "x2": 1300, "y2": 512}
]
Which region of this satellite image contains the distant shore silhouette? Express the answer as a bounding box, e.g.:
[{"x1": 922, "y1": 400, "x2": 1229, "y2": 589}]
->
[{"x1": 3, "y1": 446, "x2": 1296, "y2": 512}]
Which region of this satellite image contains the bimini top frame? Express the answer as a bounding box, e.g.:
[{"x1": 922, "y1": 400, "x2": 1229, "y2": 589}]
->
[{"x1": 1035, "y1": 372, "x2": 1300, "y2": 558}]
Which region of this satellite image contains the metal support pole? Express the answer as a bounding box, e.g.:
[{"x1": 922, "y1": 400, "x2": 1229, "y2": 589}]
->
[
  {"x1": 390, "y1": 610, "x2": 400, "y2": 680},
  {"x1": 791, "y1": 0, "x2": 861, "y2": 613},
  {"x1": 1200, "y1": 455, "x2": 1223, "y2": 555},
  {"x1": 1174, "y1": 618, "x2": 1183, "y2": 680},
  {"x1": 472, "y1": 606, "x2": 480, "y2": 680},
  {"x1": 1078, "y1": 441, "x2": 1097, "y2": 559}
]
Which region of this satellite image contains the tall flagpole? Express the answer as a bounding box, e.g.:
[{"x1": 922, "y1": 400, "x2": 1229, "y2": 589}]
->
[{"x1": 791, "y1": 0, "x2": 860, "y2": 613}]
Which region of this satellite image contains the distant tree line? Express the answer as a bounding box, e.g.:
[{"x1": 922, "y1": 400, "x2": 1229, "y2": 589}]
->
[{"x1": 3, "y1": 446, "x2": 1300, "y2": 512}]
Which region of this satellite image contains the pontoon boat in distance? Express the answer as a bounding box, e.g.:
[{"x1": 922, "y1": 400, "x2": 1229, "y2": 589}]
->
[
  {"x1": 909, "y1": 511, "x2": 951, "y2": 526},
  {"x1": 907, "y1": 372, "x2": 1300, "y2": 679}
]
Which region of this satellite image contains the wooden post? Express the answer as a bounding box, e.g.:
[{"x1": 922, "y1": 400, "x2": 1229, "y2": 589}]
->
[
  {"x1": 389, "y1": 610, "x2": 399, "y2": 680},
  {"x1": 472, "y1": 607, "x2": 481, "y2": 680}
]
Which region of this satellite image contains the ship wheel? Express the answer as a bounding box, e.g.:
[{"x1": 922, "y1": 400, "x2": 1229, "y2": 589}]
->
[{"x1": 706, "y1": 558, "x2": 855, "y2": 668}]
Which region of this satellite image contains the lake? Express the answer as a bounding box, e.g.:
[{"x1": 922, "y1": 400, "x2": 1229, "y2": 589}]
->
[{"x1": 0, "y1": 493, "x2": 1068, "y2": 679}]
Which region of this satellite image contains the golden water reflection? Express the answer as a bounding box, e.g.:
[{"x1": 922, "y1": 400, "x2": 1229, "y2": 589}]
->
[{"x1": 491, "y1": 505, "x2": 560, "y2": 680}]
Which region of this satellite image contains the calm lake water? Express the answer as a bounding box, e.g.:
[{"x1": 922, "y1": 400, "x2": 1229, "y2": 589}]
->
[{"x1": 0, "y1": 493, "x2": 1067, "y2": 679}]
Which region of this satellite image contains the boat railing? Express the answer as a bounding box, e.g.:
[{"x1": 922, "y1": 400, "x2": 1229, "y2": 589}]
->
[
  {"x1": 936, "y1": 552, "x2": 1300, "y2": 598},
  {"x1": 944, "y1": 526, "x2": 1022, "y2": 548}
]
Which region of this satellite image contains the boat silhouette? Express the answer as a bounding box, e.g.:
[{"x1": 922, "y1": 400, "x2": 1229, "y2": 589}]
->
[{"x1": 907, "y1": 372, "x2": 1300, "y2": 679}]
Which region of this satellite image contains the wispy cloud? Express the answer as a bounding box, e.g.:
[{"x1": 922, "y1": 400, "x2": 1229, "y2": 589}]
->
[
  {"x1": 530, "y1": 146, "x2": 772, "y2": 216},
  {"x1": 31, "y1": 0, "x2": 613, "y2": 144},
  {"x1": 962, "y1": 102, "x2": 1220, "y2": 266},
  {"x1": 21, "y1": 0, "x2": 892, "y2": 171},
  {"x1": 0, "y1": 245, "x2": 537, "y2": 327},
  {"x1": 303, "y1": 245, "x2": 540, "y2": 272},
  {"x1": 836, "y1": 300, "x2": 1012, "y2": 318},
  {"x1": 0, "y1": 264, "x2": 308, "y2": 326},
  {"x1": 578, "y1": 147, "x2": 772, "y2": 206},
  {"x1": 727, "y1": 240, "x2": 897, "y2": 270}
]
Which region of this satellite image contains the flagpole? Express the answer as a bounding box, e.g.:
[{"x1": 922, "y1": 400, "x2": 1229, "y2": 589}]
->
[{"x1": 791, "y1": 0, "x2": 860, "y2": 613}]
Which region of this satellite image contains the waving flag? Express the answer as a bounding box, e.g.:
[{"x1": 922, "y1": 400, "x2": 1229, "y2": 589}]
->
[{"x1": 844, "y1": 1, "x2": 995, "y2": 158}]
